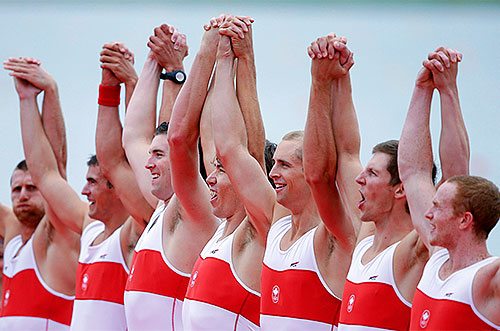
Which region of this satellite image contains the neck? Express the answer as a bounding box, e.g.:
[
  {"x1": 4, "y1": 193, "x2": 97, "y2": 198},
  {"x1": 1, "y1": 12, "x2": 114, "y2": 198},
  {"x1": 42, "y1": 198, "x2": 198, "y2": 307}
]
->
[
  {"x1": 222, "y1": 207, "x2": 246, "y2": 238},
  {"x1": 102, "y1": 207, "x2": 129, "y2": 239},
  {"x1": 289, "y1": 199, "x2": 320, "y2": 241},
  {"x1": 21, "y1": 224, "x2": 37, "y2": 243},
  {"x1": 371, "y1": 209, "x2": 413, "y2": 253},
  {"x1": 445, "y1": 237, "x2": 490, "y2": 273}
]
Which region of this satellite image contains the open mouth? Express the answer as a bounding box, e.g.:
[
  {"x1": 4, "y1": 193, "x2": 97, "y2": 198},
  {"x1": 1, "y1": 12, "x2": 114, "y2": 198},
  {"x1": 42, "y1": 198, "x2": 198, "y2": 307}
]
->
[
  {"x1": 210, "y1": 189, "x2": 218, "y2": 202},
  {"x1": 275, "y1": 183, "x2": 286, "y2": 192},
  {"x1": 151, "y1": 173, "x2": 160, "y2": 180},
  {"x1": 357, "y1": 190, "x2": 366, "y2": 209}
]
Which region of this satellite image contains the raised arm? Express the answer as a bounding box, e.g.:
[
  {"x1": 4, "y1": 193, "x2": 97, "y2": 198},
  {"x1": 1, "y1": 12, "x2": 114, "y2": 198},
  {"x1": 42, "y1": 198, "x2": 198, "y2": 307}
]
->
[
  {"x1": 399, "y1": 53, "x2": 446, "y2": 252},
  {"x1": 166, "y1": 21, "x2": 219, "y2": 225},
  {"x1": 304, "y1": 35, "x2": 356, "y2": 250},
  {"x1": 4, "y1": 58, "x2": 67, "y2": 178},
  {"x1": 149, "y1": 24, "x2": 188, "y2": 124},
  {"x1": 7, "y1": 65, "x2": 87, "y2": 235},
  {"x1": 430, "y1": 47, "x2": 469, "y2": 182},
  {"x1": 212, "y1": 29, "x2": 275, "y2": 244},
  {"x1": 227, "y1": 18, "x2": 266, "y2": 168},
  {"x1": 0, "y1": 203, "x2": 21, "y2": 244},
  {"x1": 97, "y1": 42, "x2": 154, "y2": 225}
]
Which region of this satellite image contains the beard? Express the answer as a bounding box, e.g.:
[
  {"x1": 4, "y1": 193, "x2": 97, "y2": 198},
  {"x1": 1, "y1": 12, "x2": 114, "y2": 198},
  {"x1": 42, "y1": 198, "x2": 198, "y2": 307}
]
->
[{"x1": 13, "y1": 206, "x2": 45, "y2": 229}]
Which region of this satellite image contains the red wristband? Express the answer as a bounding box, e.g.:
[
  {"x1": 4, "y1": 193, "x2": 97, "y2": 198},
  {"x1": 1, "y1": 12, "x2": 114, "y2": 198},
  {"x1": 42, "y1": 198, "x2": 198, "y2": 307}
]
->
[{"x1": 98, "y1": 84, "x2": 121, "y2": 107}]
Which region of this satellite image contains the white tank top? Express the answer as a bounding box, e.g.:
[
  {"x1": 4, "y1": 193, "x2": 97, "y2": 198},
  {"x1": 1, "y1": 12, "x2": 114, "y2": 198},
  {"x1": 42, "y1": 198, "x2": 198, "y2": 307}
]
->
[
  {"x1": 261, "y1": 216, "x2": 341, "y2": 331},
  {"x1": 124, "y1": 203, "x2": 190, "y2": 331},
  {"x1": 183, "y1": 221, "x2": 261, "y2": 330},
  {"x1": 70, "y1": 221, "x2": 129, "y2": 331},
  {"x1": 339, "y1": 235, "x2": 411, "y2": 331},
  {"x1": 410, "y1": 249, "x2": 499, "y2": 330},
  {"x1": 0, "y1": 235, "x2": 74, "y2": 330}
]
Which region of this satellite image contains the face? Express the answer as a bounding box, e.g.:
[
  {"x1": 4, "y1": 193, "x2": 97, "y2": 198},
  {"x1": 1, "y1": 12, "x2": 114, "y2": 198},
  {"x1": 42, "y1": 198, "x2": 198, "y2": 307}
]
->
[
  {"x1": 269, "y1": 140, "x2": 310, "y2": 210},
  {"x1": 81, "y1": 165, "x2": 118, "y2": 221},
  {"x1": 205, "y1": 158, "x2": 242, "y2": 219},
  {"x1": 145, "y1": 134, "x2": 173, "y2": 201},
  {"x1": 425, "y1": 182, "x2": 460, "y2": 247},
  {"x1": 355, "y1": 152, "x2": 401, "y2": 223},
  {"x1": 10, "y1": 170, "x2": 45, "y2": 228}
]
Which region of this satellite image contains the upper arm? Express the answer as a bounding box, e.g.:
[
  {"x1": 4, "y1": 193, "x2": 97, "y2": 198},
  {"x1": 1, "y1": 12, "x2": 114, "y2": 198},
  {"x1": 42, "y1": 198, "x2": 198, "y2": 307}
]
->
[
  {"x1": 37, "y1": 171, "x2": 88, "y2": 234},
  {"x1": 0, "y1": 204, "x2": 21, "y2": 243},
  {"x1": 122, "y1": 139, "x2": 158, "y2": 208},
  {"x1": 404, "y1": 174, "x2": 436, "y2": 251}
]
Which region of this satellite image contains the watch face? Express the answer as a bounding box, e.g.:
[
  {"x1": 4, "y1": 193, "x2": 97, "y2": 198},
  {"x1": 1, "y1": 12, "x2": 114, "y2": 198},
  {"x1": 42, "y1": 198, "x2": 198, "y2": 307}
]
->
[{"x1": 175, "y1": 71, "x2": 186, "y2": 82}]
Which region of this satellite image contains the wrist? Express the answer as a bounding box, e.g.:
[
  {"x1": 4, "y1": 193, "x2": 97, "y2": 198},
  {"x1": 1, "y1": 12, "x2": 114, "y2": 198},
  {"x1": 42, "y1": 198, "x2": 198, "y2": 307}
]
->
[
  {"x1": 124, "y1": 76, "x2": 138, "y2": 89},
  {"x1": 436, "y1": 84, "x2": 458, "y2": 96},
  {"x1": 98, "y1": 84, "x2": 121, "y2": 107}
]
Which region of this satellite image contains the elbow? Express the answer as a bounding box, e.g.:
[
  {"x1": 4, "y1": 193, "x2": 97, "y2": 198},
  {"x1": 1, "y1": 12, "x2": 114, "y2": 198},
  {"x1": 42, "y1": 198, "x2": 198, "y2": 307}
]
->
[
  {"x1": 215, "y1": 140, "x2": 240, "y2": 164},
  {"x1": 304, "y1": 165, "x2": 333, "y2": 188}
]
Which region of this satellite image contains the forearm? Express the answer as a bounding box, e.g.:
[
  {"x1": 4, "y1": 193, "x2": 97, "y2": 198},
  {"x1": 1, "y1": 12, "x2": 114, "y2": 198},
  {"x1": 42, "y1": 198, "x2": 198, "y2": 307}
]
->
[
  {"x1": 331, "y1": 74, "x2": 360, "y2": 157},
  {"x1": 169, "y1": 50, "x2": 217, "y2": 151},
  {"x1": 96, "y1": 104, "x2": 127, "y2": 171},
  {"x1": 123, "y1": 58, "x2": 161, "y2": 146},
  {"x1": 438, "y1": 86, "x2": 470, "y2": 179},
  {"x1": 20, "y1": 97, "x2": 60, "y2": 182},
  {"x1": 212, "y1": 57, "x2": 247, "y2": 160},
  {"x1": 158, "y1": 80, "x2": 182, "y2": 124},
  {"x1": 124, "y1": 80, "x2": 137, "y2": 109},
  {"x1": 236, "y1": 56, "x2": 265, "y2": 167},
  {"x1": 304, "y1": 80, "x2": 336, "y2": 183},
  {"x1": 399, "y1": 85, "x2": 434, "y2": 181},
  {"x1": 41, "y1": 82, "x2": 68, "y2": 179}
]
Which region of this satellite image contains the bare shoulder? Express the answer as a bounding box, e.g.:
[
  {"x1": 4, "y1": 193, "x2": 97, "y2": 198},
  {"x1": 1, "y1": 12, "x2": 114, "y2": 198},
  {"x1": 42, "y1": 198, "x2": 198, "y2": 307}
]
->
[
  {"x1": 395, "y1": 230, "x2": 431, "y2": 270},
  {"x1": 473, "y1": 258, "x2": 500, "y2": 325}
]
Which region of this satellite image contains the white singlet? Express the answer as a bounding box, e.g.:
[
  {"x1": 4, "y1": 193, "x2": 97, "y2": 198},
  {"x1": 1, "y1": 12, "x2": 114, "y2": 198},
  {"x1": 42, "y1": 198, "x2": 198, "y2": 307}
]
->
[
  {"x1": 183, "y1": 221, "x2": 261, "y2": 330},
  {"x1": 70, "y1": 221, "x2": 129, "y2": 331}
]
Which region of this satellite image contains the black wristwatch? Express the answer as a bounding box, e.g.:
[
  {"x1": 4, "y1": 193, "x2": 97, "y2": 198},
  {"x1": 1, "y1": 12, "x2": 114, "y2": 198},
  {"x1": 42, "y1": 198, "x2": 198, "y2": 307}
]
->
[{"x1": 160, "y1": 70, "x2": 186, "y2": 84}]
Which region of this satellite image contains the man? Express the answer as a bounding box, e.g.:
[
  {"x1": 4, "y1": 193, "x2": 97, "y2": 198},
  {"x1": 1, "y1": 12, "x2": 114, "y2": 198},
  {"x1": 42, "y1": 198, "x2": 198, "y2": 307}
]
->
[
  {"x1": 172, "y1": 16, "x2": 285, "y2": 330},
  {"x1": 121, "y1": 23, "x2": 203, "y2": 330},
  {"x1": 399, "y1": 50, "x2": 499, "y2": 330},
  {"x1": 68, "y1": 42, "x2": 151, "y2": 331},
  {"x1": 1, "y1": 59, "x2": 77, "y2": 330},
  {"x1": 330, "y1": 47, "x2": 469, "y2": 331}
]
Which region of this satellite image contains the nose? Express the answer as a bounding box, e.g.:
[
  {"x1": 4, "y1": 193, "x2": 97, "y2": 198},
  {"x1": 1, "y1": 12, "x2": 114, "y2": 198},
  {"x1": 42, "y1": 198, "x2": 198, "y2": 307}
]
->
[
  {"x1": 81, "y1": 183, "x2": 90, "y2": 196},
  {"x1": 145, "y1": 156, "x2": 155, "y2": 171},
  {"x1": 19, "y1": 187, "x2": 29, "y2": 201},
  {"x1": 355, "y1": 171, "x2": 365, "y2": 185},
  {"x1": 206, "y1": 170, "x2": 216, "y2": 186},
  {"x1": 269, "y1": 164, "x2": 279, "y2": 180},
  {"x1": 424, "y1": 208, "x2": 433, "y2": 221}
]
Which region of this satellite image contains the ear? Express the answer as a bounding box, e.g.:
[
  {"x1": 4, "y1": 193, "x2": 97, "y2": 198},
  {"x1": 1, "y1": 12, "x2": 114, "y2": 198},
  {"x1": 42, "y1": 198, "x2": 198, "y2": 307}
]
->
[
  {"x1": 458, "y1": 211, "x2": 474, "y2": 231},
  {"x1": 394, "y1": 183, "x2": 406, "y2": 200}
]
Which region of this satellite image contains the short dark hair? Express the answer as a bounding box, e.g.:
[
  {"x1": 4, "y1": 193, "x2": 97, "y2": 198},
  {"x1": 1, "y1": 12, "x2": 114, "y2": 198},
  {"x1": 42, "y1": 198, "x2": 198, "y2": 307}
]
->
[
  {"x1": 448, "y1": 175, "x2": 500, "y2": 240},
  {"x1": 372, "y1": 140, "x2": 437, "y2": 186},
  {"x1": 15, "y1": 160, "x2": 28, "y2": 172},
  {"x1": 265, "y1": 139, "x2": 277, "y2": 188},
  {"x1": 154, "y1": 122, "x2": 169, "y2": 136},
  {"x1": 87, "y1": 154, "x2": 99, "y2": 167}
]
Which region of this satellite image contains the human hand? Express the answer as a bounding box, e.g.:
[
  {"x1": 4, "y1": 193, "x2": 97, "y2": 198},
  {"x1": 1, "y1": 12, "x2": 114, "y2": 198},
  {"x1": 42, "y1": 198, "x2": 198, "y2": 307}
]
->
[
  {"x1": 100, "y1": 42, "x2": 137, "y2": 86},
  {"x1": 3, "y1": 57, "x2": 56, "y2": 91},
  {"x1": 148, "y1": 24, "x2": 188, "y2": 71},
  {"x1": 425, "y1": 47, "x2": 462, "y2": 92},
  {"x1": 308, "y1": 34, "x2": 354, "y2": 82},
  {"x1": 216, "y1": 34, "x2": 235, "y2": 61},
  {"x1": 219, "y1": 15, "x2": 254, "y2": 60}
]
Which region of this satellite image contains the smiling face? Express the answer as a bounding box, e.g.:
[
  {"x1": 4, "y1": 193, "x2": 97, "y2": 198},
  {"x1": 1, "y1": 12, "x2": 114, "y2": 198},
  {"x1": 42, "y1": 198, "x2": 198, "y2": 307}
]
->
[
  {"x1": 10, "y1": 169, "x2": 45, "y2": 228},
  {"x1": 269, "y1": 139, "x2": 310, "y2": 211},
  {"x1": 81, "y1": 165, "x2": 119, "y2": 221},
  {"x1": 425, "y1": 182, "x2": 461, "y2": 247},
  {"x1": 355, "y1": 152, "x2": 403, "y2": 223},
  {"x1": 205, "y1": 158, "x2": 242, "y2": 219},
  {"x1": 145, "y1": 134, "x2": 173, "y2": 201}
]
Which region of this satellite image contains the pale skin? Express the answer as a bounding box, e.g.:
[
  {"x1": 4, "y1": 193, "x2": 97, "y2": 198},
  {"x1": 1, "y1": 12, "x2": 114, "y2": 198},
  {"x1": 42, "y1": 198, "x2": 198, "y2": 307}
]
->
[
  {"x1": 97, "y1": 41, "x2": 153, "y2": 266},
  {"x1": 122, "y1": 23, "x2": 188, "y2": 209},
  {"x1": 400, "y1": 48, "x2": 499, "y2": 323},
  {"x1": 124, "y1": 23, "x2": 219, "y2": 273},
  {"x1": 207, "y1": 16, "x2": 287, "y2": 292},
  {"x1": 4, "y1": 60, "x2": 83, "y2": 296},
  {"x1": 303, "y1": 34, "x2": 359, "y2": 297}
]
